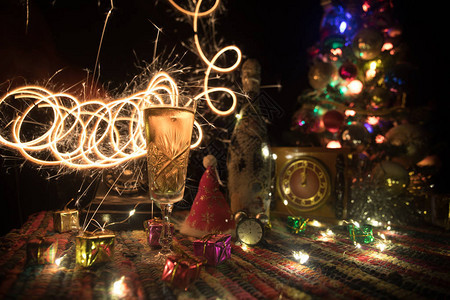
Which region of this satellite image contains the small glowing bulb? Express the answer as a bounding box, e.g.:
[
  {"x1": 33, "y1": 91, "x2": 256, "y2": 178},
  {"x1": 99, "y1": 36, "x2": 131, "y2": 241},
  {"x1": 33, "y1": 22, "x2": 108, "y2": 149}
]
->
[
  {"x1": 339, "y1": 21, "x2": 347, "y2": 33},
  {"x1": 345, "y1": 109, "x2": 356, "y2": 117},
  {"x1": 377, "y1": 242, "x2": 386, "y2": 252},
  {"x1": 367, "y1": 116, "x2": 379, "y2": 125},
  {"x1": 293, "y1": 251, "x2": 309, "y2": 264},
  {"x1": 129, "y1": 209, "x2": 136, "y2": 216},
  {"x1": 326, "y1": 140, "x2": 342, "y2": 149},
  {"x1": 382, "y1": 42, "x2": 393, "y2": 51},
  {"x1": 241, "y1": 244, "x2": 249, "y2": 252},
  {"x1": 375, "y1": 134, "x2": 385, "y2": 144},
  {"x1": 347, "y1": 80, "x2": 363, "y2": 95},
  {"x1": 261, "y1": 144, "x2": 270, "y2": 158},
  {"x1": 283, "y1": 199, "x2": 289, "y2": 206},
  {"x1": 112, "y1": 276, "x2": 126, "y2": 297},
  {"x1": 355, "y1": 243, "x2": 362, "y2": 249},
  {"x1": 55, "y1": 255, "x2": 64, "y2": 266},
  {"x1": 272, "y1": 153, "x2": 277, "y2": 160},
  {"x1": 353, "y1": 221, "x2": 360, "y2": 228},
  {"x1": 235, "y1": 113, "x2": 242, "y2": 120},
  {"x1": 310, "y1": 220, "x2": 322, "y2": 227},
  {"x1": 386, "y1": 226, "x2": 391, "y2": 231}
]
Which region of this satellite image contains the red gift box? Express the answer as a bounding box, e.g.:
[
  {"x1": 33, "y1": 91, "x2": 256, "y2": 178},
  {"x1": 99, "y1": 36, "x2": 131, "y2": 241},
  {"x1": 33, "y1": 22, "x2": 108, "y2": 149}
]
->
[
  {"x1": 161, "y1": 254, "x2": 204, "y2": 291},
  {"x1": 143, "y1": 218, "x2": 174, "y2": 247},
  {"x1": 193, "y1": 234, "x2": 231, "y2": 266}
]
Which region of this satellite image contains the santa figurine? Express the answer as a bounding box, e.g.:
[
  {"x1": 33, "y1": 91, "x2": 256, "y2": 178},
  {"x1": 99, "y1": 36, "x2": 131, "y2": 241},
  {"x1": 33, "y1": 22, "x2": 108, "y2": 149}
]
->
[{"x1": 180, "y1": 155, "x2": 235, "y2": 238}]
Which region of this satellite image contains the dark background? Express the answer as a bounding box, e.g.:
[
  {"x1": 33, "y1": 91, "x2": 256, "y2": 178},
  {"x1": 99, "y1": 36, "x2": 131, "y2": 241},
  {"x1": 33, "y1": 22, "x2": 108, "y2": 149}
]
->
[{"x1": 0, "y1": 0, "x2": 447, "y2": 234}]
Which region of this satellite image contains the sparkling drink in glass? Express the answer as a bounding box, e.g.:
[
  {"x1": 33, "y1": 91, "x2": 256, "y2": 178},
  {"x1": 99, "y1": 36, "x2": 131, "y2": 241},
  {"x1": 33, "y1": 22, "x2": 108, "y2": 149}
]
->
[{"x1": 143, "y1": 95, "x2": 196, "y2": 257}]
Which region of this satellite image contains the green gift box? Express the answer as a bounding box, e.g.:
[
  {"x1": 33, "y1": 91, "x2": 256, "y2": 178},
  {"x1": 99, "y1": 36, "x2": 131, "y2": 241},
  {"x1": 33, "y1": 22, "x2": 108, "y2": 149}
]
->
[
  {"x1": 287, "y1": 216, "x2": 309, "y2": 234},
  {"x1": 27, "y1": 237, "x2": 58, "y2": 265},
  {"x1": 75, "y1": 231, "x2": 115, "y2": 267},
  {"x1": 348, "y1": 224, "x2": 374, "y2": 244}
]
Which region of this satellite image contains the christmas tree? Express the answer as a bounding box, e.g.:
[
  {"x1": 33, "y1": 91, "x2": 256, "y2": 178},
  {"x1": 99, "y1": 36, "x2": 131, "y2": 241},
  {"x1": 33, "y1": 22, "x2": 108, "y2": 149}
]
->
[{"x1": 289, "y1": 0, "x2": 439, "y2": 225}]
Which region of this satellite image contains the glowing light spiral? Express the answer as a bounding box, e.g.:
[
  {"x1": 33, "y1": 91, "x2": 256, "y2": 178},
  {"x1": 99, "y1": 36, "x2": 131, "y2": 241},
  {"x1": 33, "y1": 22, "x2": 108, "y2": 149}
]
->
[{"x1": 0, "y1": 0, "x2": 241, "y2": 169}]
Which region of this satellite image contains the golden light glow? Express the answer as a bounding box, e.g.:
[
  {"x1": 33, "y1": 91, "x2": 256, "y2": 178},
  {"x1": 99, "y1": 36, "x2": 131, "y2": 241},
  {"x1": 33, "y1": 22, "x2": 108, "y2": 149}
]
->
[
  {"x1": 292, "y1": 250, "x2": 309, "y2": 264},
  {"x1": 112, "y1": 276, "x2": 126, "y2": 297},
  {"x1": 0, "y1": 0, "x2": 241, "y2": 169},
  {"x1": 326, "y1": 140, "x2": 342, "y2": 149}
]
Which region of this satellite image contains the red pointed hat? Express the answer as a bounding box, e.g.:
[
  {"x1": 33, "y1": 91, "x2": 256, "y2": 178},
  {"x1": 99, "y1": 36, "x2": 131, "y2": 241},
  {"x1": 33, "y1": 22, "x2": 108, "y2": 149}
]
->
[{"x1": 180, "y1": 155, "x2": 235, "y2": 238}]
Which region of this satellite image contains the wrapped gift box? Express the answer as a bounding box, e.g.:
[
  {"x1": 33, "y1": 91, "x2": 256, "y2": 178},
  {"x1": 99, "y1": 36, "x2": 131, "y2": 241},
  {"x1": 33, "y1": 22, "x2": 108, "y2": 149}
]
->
[
  {"x1": 161, "y1": 254, "x2": 204, "y2": 291},
  {"x1": 26, "y1": 237, "x2": 58, "y2": 265},
  {"x1": 286, "y1": 216, "x2": 308, "y2": 234},
  {"x1": 348, "y1": 224, "x2": 374, "y2": 244},
  {"x1": 143, "y1": 218, "x2": 174, "y2": 247},
  {"x1": 193, "y1": 234, "x2": 231, "y2": 266},
  {"x1": 75, "y1": 230, "x2": 115, "y2": 267},
  {"x1": 53, "y1": 209, "x2": 80, "y2": 233}
]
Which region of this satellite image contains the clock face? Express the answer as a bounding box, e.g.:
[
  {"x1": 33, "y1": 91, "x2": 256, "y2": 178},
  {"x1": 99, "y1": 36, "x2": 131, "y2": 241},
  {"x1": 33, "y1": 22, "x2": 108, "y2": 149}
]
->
[
  {"x1": 236, "y1": 218, "x2": 264, "y2": 246},
  {"x1": 278, "y1": 156, "x2": 331, "y2": 212}
]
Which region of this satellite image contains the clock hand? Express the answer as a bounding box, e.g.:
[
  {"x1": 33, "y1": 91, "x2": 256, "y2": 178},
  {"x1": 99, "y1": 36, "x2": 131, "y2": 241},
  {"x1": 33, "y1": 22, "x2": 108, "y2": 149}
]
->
[{"x1": 301, "y1": 167, "x2": 307, "y2": 187}]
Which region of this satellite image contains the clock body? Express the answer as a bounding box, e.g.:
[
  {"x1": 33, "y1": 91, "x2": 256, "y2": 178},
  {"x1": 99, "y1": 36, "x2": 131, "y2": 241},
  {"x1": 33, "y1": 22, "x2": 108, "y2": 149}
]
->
[
  {"x1": 236, "y1": 218, "x2": 264, "y2": 245},
  {"x1": 272, "y1": 147, "x2": 351, "y2": 223}
]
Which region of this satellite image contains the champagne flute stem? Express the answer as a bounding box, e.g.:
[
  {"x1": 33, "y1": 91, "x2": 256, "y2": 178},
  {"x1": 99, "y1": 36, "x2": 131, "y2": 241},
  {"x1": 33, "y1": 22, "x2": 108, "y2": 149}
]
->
[{"x1": 159, "y1": 203, "x2": 174, "y2": 254}]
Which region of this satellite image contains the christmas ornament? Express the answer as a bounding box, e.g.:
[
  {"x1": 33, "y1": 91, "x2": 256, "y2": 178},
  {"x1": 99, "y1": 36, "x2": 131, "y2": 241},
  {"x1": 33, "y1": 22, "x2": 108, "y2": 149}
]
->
[
  {"x1": 339, "y1": 62, "x2": 358, "y2": 80},
  {"x1": 385, "y1": 124, "x2": 428, "y2": 165},
  {"x1": 236, "y1": 215, "x2": 264, "y2": 246},
  {"x1": 228, "y1": 59, "x2": 273, "y2": 218},
  {"x1": 53, "y1": 209, "x2": 79, "y2": 233},
  {"x1": 26, "y1": 237, "x2": 58, "y2": 265},
  {"x1": 339, "y1": 123, "x2": 370, "y2": 152},
  {"x1": 193, "y1": 233, "x2": 231, "y2": 266},
  {"x1": 143, "y1": 218, "x2": 175, "y2": 247},
  {"x1": 286, "y1": 216, "x2": 308, "y2": 235},
  {"x1": 75, "y1": 230, "x2": 115, "y2": 267},
  {"x1": 161, "y1": 254, "x2": 205, "y2": 291},
  {"x1": 368, "y1": 86, "x2": 391, "y2": 109},
  {"x1": 180, "y1": 155, "x2": 235, "y2": 238},
  {"x1": 322, "y1": 110, "x2": 345, "y2": 133},
  {"x1": 372, "y1": 160, "x2": 409, "y2": 197},
  {"x1": 308, "y1": 61, "x2": 337, "y2": 90},
  {"x1": 348, "y1": 223, "x2": 374, "y2": 244},
  {"x1": 352, "y1": 28, "x2": 383, "y2": 60},
  {"x1": 291, "y1": 105, "x2": 323, "y2": 134}
]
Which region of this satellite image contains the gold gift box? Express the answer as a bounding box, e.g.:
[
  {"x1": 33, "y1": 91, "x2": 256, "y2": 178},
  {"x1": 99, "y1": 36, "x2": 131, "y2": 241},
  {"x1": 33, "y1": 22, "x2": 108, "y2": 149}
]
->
[
  {"x1": 53, "y1": 209, "x2": 80, "y2": 233},
  {"x1": 75, "y1": 231, "x2": 115, "y2": 267}
]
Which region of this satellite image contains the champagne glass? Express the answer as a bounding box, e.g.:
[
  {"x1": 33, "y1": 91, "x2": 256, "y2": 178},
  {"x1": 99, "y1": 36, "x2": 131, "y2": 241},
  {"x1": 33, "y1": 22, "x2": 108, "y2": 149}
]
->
[{"x1": 143, "y1": 94, "x2": 197, "y2": 258}]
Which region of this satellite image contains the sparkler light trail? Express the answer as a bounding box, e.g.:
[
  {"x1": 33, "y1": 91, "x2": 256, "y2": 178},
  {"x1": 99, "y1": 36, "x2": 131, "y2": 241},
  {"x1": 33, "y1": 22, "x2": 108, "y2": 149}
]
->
[{"x1": 0, "y1": 0, "x2": 241, "y2": 169}]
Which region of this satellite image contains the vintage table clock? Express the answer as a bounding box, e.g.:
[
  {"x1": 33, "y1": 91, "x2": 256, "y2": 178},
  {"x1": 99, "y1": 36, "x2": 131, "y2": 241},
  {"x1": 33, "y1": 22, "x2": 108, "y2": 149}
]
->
[
  {"x1": 271, "y1": 147, "x2": 351, "y2": 223},
  {"x1": 235, "y1": 211, "x2": 267, "y2": 246}
]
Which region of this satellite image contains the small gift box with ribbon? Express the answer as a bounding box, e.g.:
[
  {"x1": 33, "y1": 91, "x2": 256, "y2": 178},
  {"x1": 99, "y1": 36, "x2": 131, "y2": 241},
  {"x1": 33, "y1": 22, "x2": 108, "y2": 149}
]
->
[
  {"x1": 53, "y1": 209, "x2": 80, "y2": 233},
  {"x1": 161, "y1": 254, "x2": 205, "y2": 291},
  {"x1": 193, "y1": 233, "x2": 231, "y2": 266},
  {"x1": 143, "y1": 218, "x2": 174, "y2": 247},
  {"x1": 75, "y1": 230, "x2": 115, "y2": 267},
  {"x1": 286, "y1": 216, "x2": 309, "y2": 234},
  {"x1": 26, "y1": 237, "x2": 58, "y2": 265},
  {"x1": 348, "y1": 224, "x2": 374, "y2": 244}
]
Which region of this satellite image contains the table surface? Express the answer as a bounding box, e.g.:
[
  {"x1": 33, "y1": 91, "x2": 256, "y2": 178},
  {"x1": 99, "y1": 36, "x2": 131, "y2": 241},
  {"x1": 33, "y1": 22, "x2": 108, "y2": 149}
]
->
[{"x1": 1, "y1": 210, "x2": 450, "y2": 300}]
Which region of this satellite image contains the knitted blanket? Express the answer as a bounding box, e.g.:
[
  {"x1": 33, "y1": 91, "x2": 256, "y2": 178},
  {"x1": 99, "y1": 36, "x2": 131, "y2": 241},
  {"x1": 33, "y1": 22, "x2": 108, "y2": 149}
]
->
[{"x1": 0, "y1": 211, "x2": 449, "y2": 299}]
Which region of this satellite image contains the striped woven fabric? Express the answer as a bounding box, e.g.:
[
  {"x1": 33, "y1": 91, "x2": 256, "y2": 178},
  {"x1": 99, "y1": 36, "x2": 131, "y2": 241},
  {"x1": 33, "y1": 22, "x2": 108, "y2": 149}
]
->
[{"x1": 0, "y1": 211, "x2": 449, "y2": 299}]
